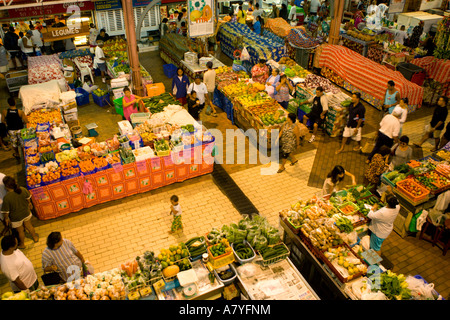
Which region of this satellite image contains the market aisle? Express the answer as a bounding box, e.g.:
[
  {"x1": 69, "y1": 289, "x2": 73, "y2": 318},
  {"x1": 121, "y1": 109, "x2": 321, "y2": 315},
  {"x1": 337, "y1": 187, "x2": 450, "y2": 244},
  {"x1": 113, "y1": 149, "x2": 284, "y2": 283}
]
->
[{"x1": 0, "y1": 175, "x2": 243, "y2": 294}]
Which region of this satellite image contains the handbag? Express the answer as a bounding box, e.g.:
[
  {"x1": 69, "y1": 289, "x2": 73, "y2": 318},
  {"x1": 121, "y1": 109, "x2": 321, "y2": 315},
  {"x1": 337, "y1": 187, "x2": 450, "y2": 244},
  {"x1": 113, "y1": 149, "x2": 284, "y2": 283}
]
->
[
  {"x1": 41, "y1": 271, "x2": 63, "y2": 286},
  {"x1": 361, "y1": 136, "x2": 376, "y2": 154}
]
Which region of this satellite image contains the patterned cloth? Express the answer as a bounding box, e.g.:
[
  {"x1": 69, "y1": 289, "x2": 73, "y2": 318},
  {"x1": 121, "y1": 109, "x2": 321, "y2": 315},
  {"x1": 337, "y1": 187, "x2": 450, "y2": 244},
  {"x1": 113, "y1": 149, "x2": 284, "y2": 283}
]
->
[
  {"x1": 318, "y1": 45, "x2": 424, "y2": 109},
  {"x1": 7, "y1": 129, "x2": 21, "y2": 148},
  {"x1": 251, "y1": 64, "x2": 269, "y2": 84},
  {"x1": 262, "y1": 29, "x2": 285, "y2": 46},
  {"x1": 171, "y1": 215, "x2": 183, "y2": 232},
  {"x1": 217, "y1": 22, "x2": 286, "y2": 66},
  {"x1": 265, "y1": 18, "x2": 300, "y2": 38},
  {"x1": 411, "y1": 56, "x2": 450, "y2": 85},
  {"x1": 286, "y1": 28, "x2": 320, "y2": 49},
  {"x1": 27, "y1": 54, "x2": 65, "y2": 85}
]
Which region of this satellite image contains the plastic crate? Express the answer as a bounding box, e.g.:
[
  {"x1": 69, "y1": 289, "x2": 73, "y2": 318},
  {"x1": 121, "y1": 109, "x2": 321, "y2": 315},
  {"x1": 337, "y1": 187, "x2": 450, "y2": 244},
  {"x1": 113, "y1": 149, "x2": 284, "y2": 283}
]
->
[
  {"x1": 260, "y1": 242, "x2": 290, "y2": 266},
  {"x1": 207, "y1": 244, "x2": 235, "y2": 269},
  {"x1": 213, "y1": 264, "x2": 237, "y2": 285},
  {"x1": 92, "y1": 92, "x2": 111, "y2": 107},
  {"x1": 338, "y1": 202, "x2": 360, "y2": 216},
  {"x1": 75, "y1": 87, "x2": 90, "y2": 106},
  {"x1": 231, "y1": 240, "x2": 256, "y2": 264},
  {"x1": 395, "y1": 178, "x2": 430, "y2": 203},
  {"x1": 130, "y1": 112, "x2": 150, "y2": 127},
  {"x1": 396, "y1": 62, "x2": 425, "y2": 81},
  {"x1": 381, "y1": 172, "x2": 396, "y2": 187},
  {"x1": 114, "y1": 97, "x2": 124, "y2": 116},
  {"x1": 163, "y1": 64, "x2": 177, "y2": 78}
]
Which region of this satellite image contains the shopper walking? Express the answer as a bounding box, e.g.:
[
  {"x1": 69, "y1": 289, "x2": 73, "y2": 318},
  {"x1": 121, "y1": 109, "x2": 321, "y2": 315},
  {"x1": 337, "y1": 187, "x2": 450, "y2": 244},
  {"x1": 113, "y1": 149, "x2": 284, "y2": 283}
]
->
[
  {"x1": 322, "y1": 165, "x2": 356, "y2": 196},
  {"x1": 172, "y1": 67, "x2": 190, "y2": 106},
  {"x1": 203, "y1": 61, "x2": 218, "y2": 116},
  {"x1": 280, "y1": 4, "x2": 289, "y2": 21},
  {"x1": 274, "y1": 74, "x2": 294, "y2": 109},
  {"x1": 42, "y1": 231, "x2": 86, "y2": 283},
  {"x1": 3, "y1": 26, "x2": 23, "y2": 70},
  {"x1": 252, "y1": 3, "x2": 264, "y2": 23},
  {"x1": 367, "y1": 193, "x2": 400, "y2": 255},
  {"x1": 169, "y1": 195, "x2": 183, "y2": 233},
  {"x1": 251, "y1": 59, "x2": 269, "y2": 84},
  {"x1": 0, "y1": 235, "x2": 39, "y2": 292},
  {"x1": 122, "y1": 87, "x2": 144, "y2": 122},
  {"x1": 438, "y1": 122, "x2": 450, "y2": 150},
  {"x1": 30, "y1": 24, "x2": 43, "y2": 55},
  {"x1": 414, "y1": 96, "x2": 448, "y2": 151},
  {"x1": 381, "y1": 81, "x2": 400, "y2": 115},
  {"x1": 336, "y1": 92, "x2": 366, "y2": 154},
  {"x1": 389, "y1": 135, "x2": 413, "y2": 169},
  {"x1": 367, "y1": 107, "x2": 402, "y2": 163},
  {"x1": 365, "y1": 145, "x2": 391, "y2": 192},
  {"x1": 277, "y1": 113, "x2": 300, "y2": 173},
  {"x1": 394, "y1": 98, "x2": 408, "y2": 136},
  {"x1": 2, "y1": 176, "x2": 39, "y2": 249},
  {"x1": 300, "y1": 86, "x2": 329, "y2": 143},
  {"x1": 94, "y1": 40, "x2": 107, "y2": 83},
  {"x1": 1, "y1": 97, "x2": 27, "y2": 160}
]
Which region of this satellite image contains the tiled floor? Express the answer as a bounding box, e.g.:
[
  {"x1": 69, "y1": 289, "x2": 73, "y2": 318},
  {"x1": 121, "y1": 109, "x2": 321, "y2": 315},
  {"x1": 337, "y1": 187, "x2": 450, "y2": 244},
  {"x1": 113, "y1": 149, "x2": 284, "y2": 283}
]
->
[{"x1": 0, "y1": 50, "x2": 448, "y2": 299}]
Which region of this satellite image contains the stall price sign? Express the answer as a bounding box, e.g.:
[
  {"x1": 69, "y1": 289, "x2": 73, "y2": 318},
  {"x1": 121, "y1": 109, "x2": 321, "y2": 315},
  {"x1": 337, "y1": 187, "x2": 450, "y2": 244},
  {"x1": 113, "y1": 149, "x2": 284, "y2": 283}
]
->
[
  {"x1": 187, "y1": 0, "x2": 215, "y2": 38},
  {"x1": 42, "y1": 22, "x2": 90, "y2": 43},
  {"x1": 112, "y1": 162, "x2": 123, "y2": 173}
]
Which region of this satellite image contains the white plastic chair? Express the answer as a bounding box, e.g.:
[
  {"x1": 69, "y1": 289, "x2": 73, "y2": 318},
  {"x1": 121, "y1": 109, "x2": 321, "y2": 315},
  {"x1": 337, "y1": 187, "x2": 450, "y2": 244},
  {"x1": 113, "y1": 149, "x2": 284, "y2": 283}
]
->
[{"x1": 74, "y1": 59, "x2": 94, "y2": 85}]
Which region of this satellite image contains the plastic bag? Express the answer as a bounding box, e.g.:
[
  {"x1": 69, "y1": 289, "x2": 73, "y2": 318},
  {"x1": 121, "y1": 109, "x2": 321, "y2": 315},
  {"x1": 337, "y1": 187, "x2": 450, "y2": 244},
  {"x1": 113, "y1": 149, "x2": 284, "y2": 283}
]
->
[
  {"x1": 251, "y1": 234, "x2": 268, "y2": 251},
  {"x1": 405, "y1": 276, "x2": 439, "y2": 300},
  {"x1": 428, "y1": 208, "x2": 445, "y2": 226},
  {"x1": 361, "y1": 291, "x2": 388, "y2": 300},
  {"x1": 240, "y1": 47, "x2": 250, "y2": 61},
  {"x1": 360, "y1": 235, "x2": 371, "y2": 251}
]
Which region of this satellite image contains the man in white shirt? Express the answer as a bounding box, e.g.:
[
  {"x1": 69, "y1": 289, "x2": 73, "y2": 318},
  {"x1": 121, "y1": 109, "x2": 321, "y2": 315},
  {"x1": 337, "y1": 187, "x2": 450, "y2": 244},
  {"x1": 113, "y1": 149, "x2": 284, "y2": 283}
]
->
[
  {"x1": 0, "y1": 235, "x2": 39, "y2": 292},
  {"x1": 30, "y1": 25, "x2": 43, "y2": 55},
  {"x1": 368, "y1": 194, "x2": 400, "y2": 254},
  {"x1": 187, "y1": 75, "x2": 209, "y2": 116},
  {"x1": 367, "y1": 107, "x2": 402, "y2": 162},
  {"x1": 394, "y1": 25, "x2": 408, "y2": 45},
  {"x1": 94, "y1": 40, "x2": 107, "y2": 83},
  {"x1": 288, "y1": 0, "x2": 298, "y2": 21},
  {"x1": 309, "y1": 0, "x2": 321, "y2": 15},
  {"x1": 252, "y1": 2, "x2": 264, "y2": 23}
]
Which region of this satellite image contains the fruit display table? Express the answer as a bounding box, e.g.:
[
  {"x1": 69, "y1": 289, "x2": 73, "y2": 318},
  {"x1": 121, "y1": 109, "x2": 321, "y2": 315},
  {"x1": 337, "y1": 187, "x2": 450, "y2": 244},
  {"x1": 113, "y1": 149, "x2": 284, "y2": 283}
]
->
[
  {"x1": 318, "y1": 45, "x2": 424, "y2": 112},
  {"x1": 27, "y1": 54, "x2": 66, "y2": 85}
]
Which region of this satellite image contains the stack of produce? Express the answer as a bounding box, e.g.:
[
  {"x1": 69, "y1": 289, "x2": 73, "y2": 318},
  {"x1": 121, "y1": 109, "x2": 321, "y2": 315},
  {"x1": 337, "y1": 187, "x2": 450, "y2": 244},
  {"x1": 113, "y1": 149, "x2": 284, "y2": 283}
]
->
[
  {"x1": 300, "y1": 73, "x2": 341, "y2": 94},
  {"x1": 325, "y1": 95, "x2": 351, "y2": 138},
  {"x1": 27, "y1": 108, "x2": 63, "y2": 128},
  {"x1": 278, "y1": 57, "x2": 310, "y2": 78},
  {"x1": 157, "y1": 243, "x2": 192, "y2": 280},
  {"x1": 141, "y1": 92, "x2": 181, "y2": 114}
]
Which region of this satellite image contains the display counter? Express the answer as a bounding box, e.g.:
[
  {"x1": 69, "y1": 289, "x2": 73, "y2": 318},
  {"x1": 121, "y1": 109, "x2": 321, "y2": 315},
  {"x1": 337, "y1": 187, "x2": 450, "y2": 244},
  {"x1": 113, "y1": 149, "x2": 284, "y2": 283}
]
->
[
  {"x1": 30, "y1": 141, "x2": 215, "y2": 220},
  {"x1": 154, "y1": 259, "x2": 225, "y2": 300},
  {"x1": 180, "y1": 55, "x2": 226, "y2": 82},
  {"x1": 236, "y1": 257, "x2": 320, "y2": 300}
]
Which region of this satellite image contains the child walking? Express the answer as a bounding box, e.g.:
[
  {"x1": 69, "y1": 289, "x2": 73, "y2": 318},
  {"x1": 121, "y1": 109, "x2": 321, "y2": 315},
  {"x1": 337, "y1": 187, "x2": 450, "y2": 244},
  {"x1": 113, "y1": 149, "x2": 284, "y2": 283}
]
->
[{"x1": 169, "y1": 195, "x2": 183, "y2": 233}]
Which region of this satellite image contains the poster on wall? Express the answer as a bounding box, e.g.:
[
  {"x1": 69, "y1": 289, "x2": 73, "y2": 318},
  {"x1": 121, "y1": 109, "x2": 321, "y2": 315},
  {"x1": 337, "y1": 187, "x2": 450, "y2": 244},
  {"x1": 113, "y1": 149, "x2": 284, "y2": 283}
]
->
[
  {"x1": 419, "y1": 0, "x2": 443, "y2": 10},
  {"x1": 187, "y1": 0, "x2": 215, "y2": 37},
  {"x1": 388, "y1": 0, "x2": 406, "y2": 13}
]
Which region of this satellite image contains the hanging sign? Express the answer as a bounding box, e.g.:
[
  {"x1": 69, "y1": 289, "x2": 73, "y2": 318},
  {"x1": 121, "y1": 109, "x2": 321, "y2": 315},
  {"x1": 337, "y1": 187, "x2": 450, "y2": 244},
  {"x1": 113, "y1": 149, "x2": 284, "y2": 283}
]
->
[
  {"x1": 94, "y1": 0, "x2": 122, "y2": 11},
  {"x1": 388, "y1": 0, "x2": 406, "y2": 13},
  {"x1": 187, "y1": 0, "x2": 215, "y2": 38},
  {"x1": 419, "y1": 0, "x2": 443, "y2": 11},
  {"x1": 42, "y1": 22, "x2": 90, "y2": 42}
]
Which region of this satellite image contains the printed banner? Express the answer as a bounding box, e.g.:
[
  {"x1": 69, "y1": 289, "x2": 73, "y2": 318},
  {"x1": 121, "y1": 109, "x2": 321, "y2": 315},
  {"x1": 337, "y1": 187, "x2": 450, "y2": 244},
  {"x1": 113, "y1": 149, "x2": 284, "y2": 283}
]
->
[{"x1": 187, "y1": 0, "x2": 215, "y2": 37}]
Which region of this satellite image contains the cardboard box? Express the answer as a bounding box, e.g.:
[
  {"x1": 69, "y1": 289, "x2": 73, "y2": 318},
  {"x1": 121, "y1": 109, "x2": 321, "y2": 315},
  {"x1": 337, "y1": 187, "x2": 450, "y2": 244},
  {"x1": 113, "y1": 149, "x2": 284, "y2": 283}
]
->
[{"x1": 64, "y1": 111, "x2": 78, "y2": 122}]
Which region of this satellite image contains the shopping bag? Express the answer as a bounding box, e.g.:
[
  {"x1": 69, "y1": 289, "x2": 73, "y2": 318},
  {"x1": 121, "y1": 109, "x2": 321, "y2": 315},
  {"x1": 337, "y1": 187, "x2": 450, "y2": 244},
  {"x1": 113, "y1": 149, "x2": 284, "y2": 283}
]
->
[
  {"x1": 41, "y1": 271, "x2": 63, "y2": 286},
  {"x1": 205, "y1": 104, "x2": 212, "y2": 115},
  {"x1": 82, "y1": 261, "x2": 95, "y2": 277},
  {"x1": 240, "y1": 47, "x2": 250, "y2": 61},
  {"x1": 361, "y1": 137, "x2": 376, "y2": 154}
]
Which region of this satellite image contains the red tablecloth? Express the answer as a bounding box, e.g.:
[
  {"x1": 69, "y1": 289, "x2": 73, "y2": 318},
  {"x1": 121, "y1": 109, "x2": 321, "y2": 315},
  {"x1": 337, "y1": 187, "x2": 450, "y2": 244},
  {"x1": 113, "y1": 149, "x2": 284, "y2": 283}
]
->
[
  {"x1": 30, "y1": 142, "x2": 215, "y2": 220},
  {"x1": 410, "y1": 56, "x2": 450, "y2": 84},
  {"x1": 318, "y1": 45, "x2": 424, "y2": 108},
  {"x1": 27, "y1": 54, "x2": 65, "y2": 85}
]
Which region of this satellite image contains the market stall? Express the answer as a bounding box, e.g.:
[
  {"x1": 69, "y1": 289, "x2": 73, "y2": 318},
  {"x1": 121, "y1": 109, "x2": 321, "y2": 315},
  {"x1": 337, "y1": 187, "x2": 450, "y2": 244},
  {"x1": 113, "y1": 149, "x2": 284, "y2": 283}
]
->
[
  {"x1": 27, "y1": 55, "x2": 66, "y2": 86},
  {"x1": 18, "y1": 80, "x2": 63, "y2": 115},
  {"x1": 318, "y1": 44, "x2": 424, "y2": 112},
  {"x1": 278, "y1": 185, "x2": 445, "y2": 300},
  {"x1": 21, "y1": 90, "x2": 215, "y2": 220},
  {"x1": 217, "y1": 21, "x2": 286, "y2": 71},
  {"x1": 2, "y1": 214, "x2": 321, "y2": 301},
  {"x1": 410, "y1": 56, "x2": 450, "y2": 98}
]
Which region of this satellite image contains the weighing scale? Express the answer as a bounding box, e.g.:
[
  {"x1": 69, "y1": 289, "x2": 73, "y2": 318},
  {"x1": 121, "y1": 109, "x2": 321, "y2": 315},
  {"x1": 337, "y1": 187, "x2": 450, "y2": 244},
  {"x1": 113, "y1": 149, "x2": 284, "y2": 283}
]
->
[{"x1": 85, "y1": 123, "x2": 98, "y2": 137}]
